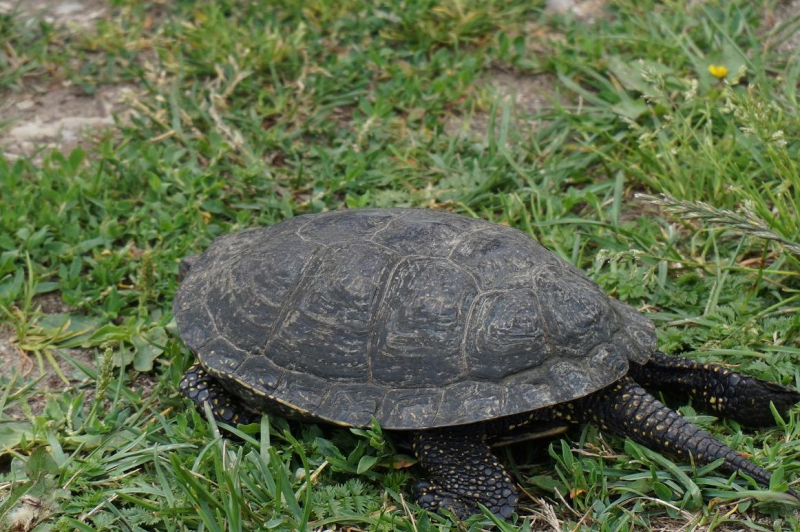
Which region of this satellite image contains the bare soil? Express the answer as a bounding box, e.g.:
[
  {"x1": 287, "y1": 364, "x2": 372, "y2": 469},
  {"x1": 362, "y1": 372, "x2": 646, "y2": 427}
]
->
[
  {"x1": 545, "y1": 0, "x2": 609, "y2": 21},
  {"x1": 445, "y1": 70, "x2": 561, "y2": 139},
  {"x1": 0, "y1": 0, "x2": 136, "y2": 159},
  {"x1": 0, "y1": 327, "x2": 97, "y2": 420},
  {"x1": 0, "y1": 85, "x2": 135, "y2": 159},
  {"x1": 1, "y1": 291, "x2": 159, "y2": 421},
  {"x1": 1, "y1": 293, "x2": 91, "y2": 419},
  {"x1": 0, "y1": 0, "x2": 108, "y2": 27},
  {"x1": 774, "y1": 0, "x2": 800, "y2": 52},
  {"x1": 32, "y1": 292, "x2": 76, "y2": 315}
]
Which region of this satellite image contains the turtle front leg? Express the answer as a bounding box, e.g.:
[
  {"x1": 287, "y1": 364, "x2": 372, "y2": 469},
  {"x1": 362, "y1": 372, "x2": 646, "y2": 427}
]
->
[
  {"x1": 180, "y1": 363, "x2": 257, "y2": 427},
  {"x1": 629, "y1": 351, "x2": 800, "y2": 426},
  {"x1": 579, "y1": 375, "x2": 798, "y2": 498},
  {"x1": 412, "y1": 430, "x2": 519, "y2": 520}
]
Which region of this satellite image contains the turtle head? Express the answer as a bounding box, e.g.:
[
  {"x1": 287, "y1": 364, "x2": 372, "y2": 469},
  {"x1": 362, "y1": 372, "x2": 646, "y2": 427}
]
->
[{"x1": 178, "y1": 255, "x2": 200, "y2": 282}]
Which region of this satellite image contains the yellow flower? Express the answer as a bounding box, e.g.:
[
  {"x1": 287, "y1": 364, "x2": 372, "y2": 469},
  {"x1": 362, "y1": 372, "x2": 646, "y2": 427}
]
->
[{"x1": 708, "y1": 65, "x2": 728, "y2": 79}]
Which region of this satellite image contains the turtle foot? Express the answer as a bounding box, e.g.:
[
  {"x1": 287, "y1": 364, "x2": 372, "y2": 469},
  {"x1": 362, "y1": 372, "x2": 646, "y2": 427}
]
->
[{"x1": 180, "y1": 363, "x2": 257, "y2": 427}]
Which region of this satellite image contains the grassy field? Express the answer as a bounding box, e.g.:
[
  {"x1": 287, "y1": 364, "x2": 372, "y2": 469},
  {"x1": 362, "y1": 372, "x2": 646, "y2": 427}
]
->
[{"x1": 2, "y1": 0, "x2": 800, "y2": 530}]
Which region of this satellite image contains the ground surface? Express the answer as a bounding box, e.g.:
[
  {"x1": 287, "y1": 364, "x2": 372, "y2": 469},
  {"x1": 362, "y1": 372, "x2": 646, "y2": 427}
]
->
[{"x1": 1, "y1": 1, "x2": 800, "y2": 531}]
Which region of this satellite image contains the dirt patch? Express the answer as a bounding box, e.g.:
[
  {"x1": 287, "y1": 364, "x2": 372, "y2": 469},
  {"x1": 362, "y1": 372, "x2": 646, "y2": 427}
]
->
[
  {"x1": 445, "y1": 71, "x2": 560, "y2": 139},
  {"x1": 0, "y1": 328, "x2": 30, "y2": 377},
  {"x1": 0, "y1": 84, "x2": 135, "y2": 159},
  {"x1": 773, "y1": 0, "x2": 800, "y2": 53},
  {"x1": 0, "y1": 0, "x2": 108, "y2": 28},
  {"x1": 32, "y1": 292, "x2": 76, "y2": 315},
  {"x1": 1, "y1": 292, "x2": 93, "y2": 421},
  {"x1": 545, "y1": 0, "x2": 608, "y2": 21},
  {"x1": 0, "y1": 0, "x2": 138, "y2": 160},
  {"x1": 0, "y1": 328, "x2": 97, "y2": 420}
]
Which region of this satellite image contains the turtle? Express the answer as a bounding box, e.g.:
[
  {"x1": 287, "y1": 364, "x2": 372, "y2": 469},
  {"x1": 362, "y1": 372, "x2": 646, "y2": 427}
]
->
[{"x1": 174, "y1": 208, "x2": 800, "y2": 519}]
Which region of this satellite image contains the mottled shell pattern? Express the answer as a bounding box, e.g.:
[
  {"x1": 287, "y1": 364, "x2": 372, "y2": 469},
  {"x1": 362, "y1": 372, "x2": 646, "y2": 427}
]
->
[{"x1": 173, "y1": 209, "x2": 656, "y2": 430}]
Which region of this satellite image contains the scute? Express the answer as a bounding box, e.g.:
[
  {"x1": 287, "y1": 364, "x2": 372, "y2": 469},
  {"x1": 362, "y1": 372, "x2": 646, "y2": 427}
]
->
[
  {"x1": 272, "y1": 371, "x2": 329, "y2": 415},
  {"x1": 206, "y1": 279, "x2": 269, "y2": 354},
  {"x1": 434, "y1": 381, "x2": 507, "y2": 425},
  {"x1": 233, "y1": 356, "x2": 283, "y2": 395},
  {"x1": 173, "y1": 277, "x2": 214, "y2": 351},
  {"x1": 265, "y1": 243, "x2": 395, "y2": 380},
  {"x1": 371, "y1": 257, "x2": 478, "y2": 387},
  {"x1": 465, "y1": 289, "x2": 548, "y2": 381},
  {"x1": 298, "y1": 209, "x2": 396, "y2": 244},
  {"x1": 377, "y1": 388, "x2": 444, "y2": 427},
  {"x1": 316, "y1": 383, "x2": 387, "y2": 426},
  {"x1": 201, "y1": 337, "x2": 249, "y2": 377},
  {"x1": 547, "y1": 359, "x2": 598, "y2": 401},
  {"x1": 173, "y1": 208, "x2": 658, "y2": 430},
  {"x1": 450, "y1": 227, "x2": 562, "y2": 290},
  {"x1": 609, "y1": 300, "x2": 656, "y2": 364},
  {"x1": 533, "y1": 267, "x2": 615, "y2": 357},
  {"x1": 290, "y1": 243, "x2": 395, "y2": 328},
  {"x1": 246, "y1": 225, "x2": 322, "y2": 308},
  {"x1": 372, "y1": 209, "x2": 483, "y2": 257}
]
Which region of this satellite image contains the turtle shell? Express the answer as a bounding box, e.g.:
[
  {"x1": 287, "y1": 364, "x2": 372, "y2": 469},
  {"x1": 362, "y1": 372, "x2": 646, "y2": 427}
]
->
[{"x1": 173, "y1": 209, "x2": 656, "y2": 429}]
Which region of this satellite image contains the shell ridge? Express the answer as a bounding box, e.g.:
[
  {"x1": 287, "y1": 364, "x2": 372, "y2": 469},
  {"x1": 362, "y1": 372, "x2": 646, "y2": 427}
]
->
[
  {"x1": 293, "y1": 211, "x2": 335, "y2": 245},
  {"x1": 459, "y1": 288, "x2": 514, "y2": 378},
  {"x1": 369, "y1": 209, "x2": 413, "y2": 243},
  {"x1": 452, "y1": 263, "x2": 493, "y2": 379},
  {"x1": 430, "y1": 386, "x2": 447, "y2": 425},
  {"x1": 364, "y1": 254, "x2": 448, "y2": 383},
  {"x1": 203, "y1": 300, "x2": 223, "y2": 339},
  {"x1": 262, "y1": 246, "x2": 329, "y2": 357},
  {"x1": 364, "y1": 257, "x2": 405, "y2": 383},
  {"x1": 446, "y1": 225, "x2": 491, "y2": 260}
]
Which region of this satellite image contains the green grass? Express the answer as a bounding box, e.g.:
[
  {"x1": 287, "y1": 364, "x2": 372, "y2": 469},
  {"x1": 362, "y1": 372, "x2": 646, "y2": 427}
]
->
[{"x1": 2, "y1": 0, "x2": 800, "y2": 529}]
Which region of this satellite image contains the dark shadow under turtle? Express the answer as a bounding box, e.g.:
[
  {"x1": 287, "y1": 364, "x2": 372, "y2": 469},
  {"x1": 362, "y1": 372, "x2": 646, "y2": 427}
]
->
[{"x1": 174, "y1": 208, "x2": 800, "y2": 520}]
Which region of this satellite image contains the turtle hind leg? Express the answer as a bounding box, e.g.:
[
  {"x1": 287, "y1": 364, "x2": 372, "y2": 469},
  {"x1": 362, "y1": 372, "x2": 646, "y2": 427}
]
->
[
  {"x1": 412, "y1": 430, "x2": 518, "y2": 520},
  {"x1": 585, "y1": 375, "x2": 799, "y2": 499},
  {"x1": 629, "y1": 351, "x2": 800, "y2": 426},
  {"x1": 180, "y1": 363, "x2": 257, "y2": 427}
]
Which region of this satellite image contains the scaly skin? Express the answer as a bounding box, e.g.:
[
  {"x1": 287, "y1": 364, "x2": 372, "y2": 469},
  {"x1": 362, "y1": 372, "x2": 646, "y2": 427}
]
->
[
  {"x1": 630, "y1": 351, "x2": 800, "y2": 426},
  {"x1": 570, "y1": 375, "x2": 795, "y2": 497},
  {"x1": 180, "y1": 363, "x2": 257, "y2": 427},
  {"x1": 409, "y1": 353, "x2": 800, "y2": 519},
  {"x1": 182, "y1": 353, "x2": 800, "y2": 520},
  {"x1": 412, "y1": 431, "x2": 518, "y2": 519}
]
